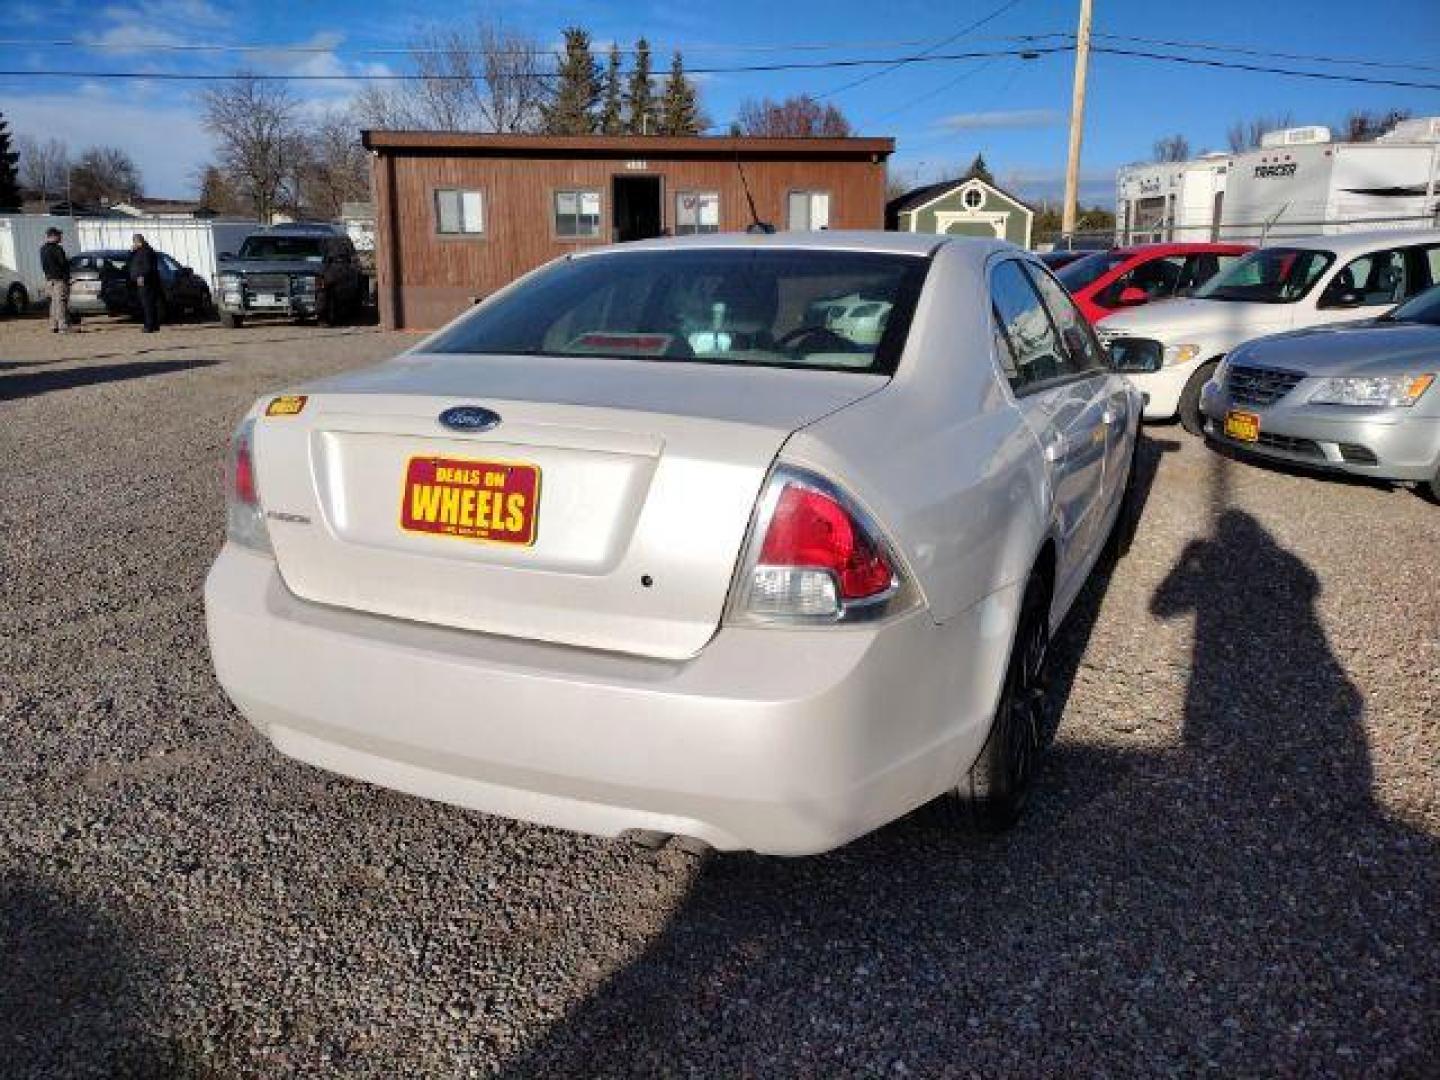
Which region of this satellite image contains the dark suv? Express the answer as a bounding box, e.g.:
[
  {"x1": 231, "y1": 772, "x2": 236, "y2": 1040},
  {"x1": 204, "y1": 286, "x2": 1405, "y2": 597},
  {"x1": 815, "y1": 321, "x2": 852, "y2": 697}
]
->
[{"x1": 216, "y1": 223, "x2": 366, "y2": 328}]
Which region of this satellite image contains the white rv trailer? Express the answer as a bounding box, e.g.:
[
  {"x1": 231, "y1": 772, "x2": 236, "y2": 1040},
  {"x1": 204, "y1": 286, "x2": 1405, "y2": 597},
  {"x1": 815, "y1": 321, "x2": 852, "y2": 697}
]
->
[
  {"x1": 1114, "y1": 155, "x2": 1228, "y2": 243},
  {"x1": 1114, "y1": 119, "x2": 1440, "y2": 244}
]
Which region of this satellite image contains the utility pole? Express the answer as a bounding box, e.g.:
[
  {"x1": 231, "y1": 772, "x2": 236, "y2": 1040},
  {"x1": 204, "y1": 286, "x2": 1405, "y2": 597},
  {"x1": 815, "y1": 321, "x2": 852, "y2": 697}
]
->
[{"x1": 1061, "y1": 0, "x2": 1093, "y2": 238}]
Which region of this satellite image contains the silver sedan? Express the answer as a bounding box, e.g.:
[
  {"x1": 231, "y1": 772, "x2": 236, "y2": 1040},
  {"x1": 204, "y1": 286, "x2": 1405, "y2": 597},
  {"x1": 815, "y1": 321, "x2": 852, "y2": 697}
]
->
[{"x1": 1200, "y1": 285, "x2": 1440, "y2": 502}]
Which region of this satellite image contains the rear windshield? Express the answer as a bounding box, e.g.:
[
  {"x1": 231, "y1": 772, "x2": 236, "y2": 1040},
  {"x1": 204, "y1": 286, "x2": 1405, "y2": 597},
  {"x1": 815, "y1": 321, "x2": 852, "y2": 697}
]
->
[
  {"x1": 237, "y1": 236, "x2": 326, "y2": 262},
  {"x1": 1194, "y1": 247, "x2": 1334, "y2": 303},
  {"x1": 1056, "y1": 251, "x2": 1128, "y2": 292},
  {"x1": 427, "y1": 249, "x2": 931, "y2": 375}
]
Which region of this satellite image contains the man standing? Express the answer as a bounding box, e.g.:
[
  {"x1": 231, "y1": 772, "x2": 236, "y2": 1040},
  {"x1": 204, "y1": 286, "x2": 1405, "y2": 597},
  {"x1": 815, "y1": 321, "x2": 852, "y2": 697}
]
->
[
  {"x1": 40, "y1": 226, "x2": 73, "y2": 333},
  {"x1": 129, "y1": 233, "x2": 163, "y2": 333}
]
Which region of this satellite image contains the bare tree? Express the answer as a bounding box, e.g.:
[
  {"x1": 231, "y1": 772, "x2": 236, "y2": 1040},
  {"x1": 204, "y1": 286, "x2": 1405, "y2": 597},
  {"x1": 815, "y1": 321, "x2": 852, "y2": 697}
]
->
[
  {"x1": 734, "y1": 95, "x2": 852, "y2": 138},
  {"x1": 17, "y1": 135, "x2": 71, "y2": 203},
  {"x1": 69, "y1": 146, "x2": 142, "y2": 205},
  {"x1": 354, "y1": 19, "x2": 545, "y2": 133},
  {"x1": 1226, "y1": 113, "x2": 1294, "y2": 152},
  {"x1": 297, "y1": 108, "x2": 372, "y2": 218},
  {"x1": 1152, "y1": 133, "x2": 1190, "y2": 162},
  {"x1": 200, "y1": 73, "x2": 302, "y2": 222},
  {"x1": 1341, "y1": 108, "x2": 1410, "y2": 142}
]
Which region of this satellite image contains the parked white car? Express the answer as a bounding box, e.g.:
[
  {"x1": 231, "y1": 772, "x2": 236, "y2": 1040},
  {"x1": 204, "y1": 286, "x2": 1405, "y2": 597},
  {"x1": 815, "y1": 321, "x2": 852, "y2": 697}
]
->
[
  {"x1": 205, "y1": 233, "x2": 1141, "y2": 855},
  {"x1": 2, "y1": 265, "x2": 30, "y2": 317},
  {"x1": 1099, "y1": 229, "x2": 1440, "y2": 432}
]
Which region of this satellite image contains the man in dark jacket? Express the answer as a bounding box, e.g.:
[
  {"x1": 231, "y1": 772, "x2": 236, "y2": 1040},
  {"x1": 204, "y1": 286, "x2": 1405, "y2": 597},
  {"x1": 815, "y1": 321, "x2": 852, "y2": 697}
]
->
[
  {"x1": 129, "y1": 233, "x2": 163, "y2": 333},
  {"x1": 40, "y1": 227, "x2": 73, "y2": 333}
]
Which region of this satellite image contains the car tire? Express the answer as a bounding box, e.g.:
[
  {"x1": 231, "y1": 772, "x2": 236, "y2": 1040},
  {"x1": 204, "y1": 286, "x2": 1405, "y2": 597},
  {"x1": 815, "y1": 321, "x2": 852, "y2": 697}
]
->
[
  {"x1": 220, "y1": 311, "x2": 244, "y2": 330},
  {"x1": 6, "y1": 283, "x2": 28, "y2": 317},
  {"x1": 1178, "y1": 360, "x2": 1219, "y2": 436},
  {"x1": 1421, "y1": 469, "x2": 1440, "y2": 506},
  {"x1": 957, "y1": 570, "x2": 1053, "y2": 832}
]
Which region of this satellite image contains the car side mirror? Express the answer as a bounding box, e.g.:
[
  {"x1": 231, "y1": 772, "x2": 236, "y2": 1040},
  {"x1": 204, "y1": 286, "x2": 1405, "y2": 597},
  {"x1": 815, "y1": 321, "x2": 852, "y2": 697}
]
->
[
  {"x1": 219, "y1": 251, "x2": 233, "y2": 262},
  {"x1": 1108, "y1": 337, "x2": 1164, "y2": 374},
  {"x1": 1321, "y1": 289, "x2": 1363, "y2": 309},
  {"x1": 1115, "y1": 286, "x2": 1149, "y2": 307}
]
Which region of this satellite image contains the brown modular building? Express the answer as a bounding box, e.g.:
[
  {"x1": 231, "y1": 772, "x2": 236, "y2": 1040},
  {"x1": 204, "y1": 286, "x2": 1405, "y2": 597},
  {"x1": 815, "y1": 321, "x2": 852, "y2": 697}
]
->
[{"x1": 362, "y1": 131, "x2": 895, "y2": 330}]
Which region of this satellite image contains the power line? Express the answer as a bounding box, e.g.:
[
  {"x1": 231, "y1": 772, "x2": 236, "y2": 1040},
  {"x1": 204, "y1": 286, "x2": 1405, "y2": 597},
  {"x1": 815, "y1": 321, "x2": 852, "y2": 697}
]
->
[
  {"x1": 0, "y1": 45, "x2": 1075, "y2": 83},
  {"x1": 1092, "y1": 32, "x2": 1440, "y2": 75},
  {"x1": 819, "y1": 0, "x2": 1029, "y2": 99},
  {"x1": 1092, "y1": 46, "x2": 1440, "y2": 92}
]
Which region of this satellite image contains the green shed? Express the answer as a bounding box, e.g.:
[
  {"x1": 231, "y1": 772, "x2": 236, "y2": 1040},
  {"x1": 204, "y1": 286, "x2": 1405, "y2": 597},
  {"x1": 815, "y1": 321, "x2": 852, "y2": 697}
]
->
[{"x1": 886, "y1": 176, "x2": 1034, "y2": 247}]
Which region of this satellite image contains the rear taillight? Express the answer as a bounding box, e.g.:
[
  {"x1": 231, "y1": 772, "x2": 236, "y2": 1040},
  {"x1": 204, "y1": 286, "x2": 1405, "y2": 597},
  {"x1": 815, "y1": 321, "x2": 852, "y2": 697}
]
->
[
  {"x1": 728, "y1": 465, "x2": 916, "y2": 625},
  {"x1": 226, "y1": 418, "x2": 272, "y2": 553}
]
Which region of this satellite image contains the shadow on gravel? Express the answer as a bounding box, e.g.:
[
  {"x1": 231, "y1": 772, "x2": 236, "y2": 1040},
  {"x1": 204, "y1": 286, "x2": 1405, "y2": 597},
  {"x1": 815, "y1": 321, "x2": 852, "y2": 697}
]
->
[
  {"x1": 502, "y1": 445, "x2": 1439, "y2": 1076},
  {"x1": 0, "y1": 358, "x2": 219, "y2": 402},
  {"x1": 0, "y1": 875, "x2": 201, "y2": 1078}
]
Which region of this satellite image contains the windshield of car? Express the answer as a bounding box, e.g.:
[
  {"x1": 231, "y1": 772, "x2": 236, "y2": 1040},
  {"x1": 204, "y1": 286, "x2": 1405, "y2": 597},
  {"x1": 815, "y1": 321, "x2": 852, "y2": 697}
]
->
[
  {"x1": 236, "y1": 236, "x2": 326, "y2": 262},
  {"x1": 1056, "y1": 251, "x2": 1129, "y2": 292},
  {"x1": 1194, "y1": 247, "x2": 1334, "y2": 303},
  {"x1": 426, "y1": 249, "x2": 931, "y2": 375},
  {"x1": 1384, "y1": 283, "x2": 1440, "y2": 325}
]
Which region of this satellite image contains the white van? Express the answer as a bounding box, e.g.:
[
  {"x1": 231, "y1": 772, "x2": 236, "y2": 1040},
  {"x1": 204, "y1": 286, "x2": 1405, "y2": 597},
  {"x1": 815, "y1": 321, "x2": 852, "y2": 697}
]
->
[{"x1": 1099, "y1": 229, "x2": 1440, "y2": 432}]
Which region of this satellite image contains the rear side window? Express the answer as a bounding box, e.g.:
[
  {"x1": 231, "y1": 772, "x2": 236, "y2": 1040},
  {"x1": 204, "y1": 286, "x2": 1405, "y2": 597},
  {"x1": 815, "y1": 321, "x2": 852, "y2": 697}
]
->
[
  {"x1": 1024, "y1": 263, "x2": 1109, "y2": 374},
  {"x1": 990, "y1": 259, "x2": 1076, "y2": 393}
]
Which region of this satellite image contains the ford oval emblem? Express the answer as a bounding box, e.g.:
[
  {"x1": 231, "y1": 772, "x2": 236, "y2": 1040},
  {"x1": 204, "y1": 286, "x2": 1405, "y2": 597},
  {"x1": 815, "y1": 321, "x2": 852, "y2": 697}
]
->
[{"x1": 439, "y1": 406, "x2": 501, "y2": 433}]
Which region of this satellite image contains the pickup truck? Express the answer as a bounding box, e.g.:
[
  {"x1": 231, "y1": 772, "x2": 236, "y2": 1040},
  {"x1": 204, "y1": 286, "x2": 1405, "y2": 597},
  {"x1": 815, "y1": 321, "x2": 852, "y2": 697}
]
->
[{"x1": 216, "y1": 223, "x2": 367, "y2": 329}]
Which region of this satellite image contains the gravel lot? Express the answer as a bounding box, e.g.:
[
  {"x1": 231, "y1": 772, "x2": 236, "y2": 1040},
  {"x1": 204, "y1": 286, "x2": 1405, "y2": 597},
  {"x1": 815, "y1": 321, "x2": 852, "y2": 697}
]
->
[{"x1": 2, "y1": 313, "x2": 1437, "y2": 1077}]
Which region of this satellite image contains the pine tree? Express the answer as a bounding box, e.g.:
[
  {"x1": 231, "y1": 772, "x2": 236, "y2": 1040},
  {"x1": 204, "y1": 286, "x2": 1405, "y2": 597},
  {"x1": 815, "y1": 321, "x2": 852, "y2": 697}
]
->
[
  {"x1": 0, "y1": 113, "x2": 22, "y2": 212},
  {"x1": 660, "y1": 52, "x2": 702, "y2": 135},
  {"x1": 963, "y1": 153, "x2": 994, "y2": 185},
  {"x1": 625, "y1": 38, "x2": 657, "y2": 135},
  {"x1": 542, "y1": 28, "x2": 601, "y2": 135},
  {"x1": 599, "y1": 44, "x2": 624, "y2": 135}
]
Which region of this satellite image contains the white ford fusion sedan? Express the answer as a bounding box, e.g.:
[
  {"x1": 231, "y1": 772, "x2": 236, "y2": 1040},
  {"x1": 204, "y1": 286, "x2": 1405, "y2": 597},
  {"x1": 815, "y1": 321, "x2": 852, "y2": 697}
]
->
[{"x1": 205, "y1": 232, "x2": 1140, "y2": 855}]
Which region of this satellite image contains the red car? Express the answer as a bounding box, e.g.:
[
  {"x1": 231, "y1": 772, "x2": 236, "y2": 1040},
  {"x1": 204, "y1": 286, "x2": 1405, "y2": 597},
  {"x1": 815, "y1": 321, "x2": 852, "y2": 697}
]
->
[{"x1": 1055, "y1": 242, "x2": 1254, "y2": 324}]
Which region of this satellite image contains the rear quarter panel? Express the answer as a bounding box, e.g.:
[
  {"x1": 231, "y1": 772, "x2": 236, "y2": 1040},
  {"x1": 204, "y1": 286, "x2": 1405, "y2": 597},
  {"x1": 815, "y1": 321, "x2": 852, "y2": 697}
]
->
[{"x1": 783, "y1": 242, "x2": 1049, "y2": 626}]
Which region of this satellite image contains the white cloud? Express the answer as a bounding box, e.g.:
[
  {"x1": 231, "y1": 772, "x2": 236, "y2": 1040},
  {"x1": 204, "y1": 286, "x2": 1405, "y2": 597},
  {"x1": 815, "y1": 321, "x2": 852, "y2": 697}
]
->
[
  {"x1": 937, "y1": 109, "x2": 1063, "y2": 132},
  {"x1": 5, "y1": 90, "x2": 215, "y2": 199}
]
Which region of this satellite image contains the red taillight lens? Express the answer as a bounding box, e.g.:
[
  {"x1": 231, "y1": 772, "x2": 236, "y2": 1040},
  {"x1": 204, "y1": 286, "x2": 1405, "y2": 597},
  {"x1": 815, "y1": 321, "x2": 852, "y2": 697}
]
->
[
  {"x1": 759, "y1": 483, "x2": 894, "y2": 600},
  {"x1": 233, "y1": 429, "x2": 257, "y2": 506}
]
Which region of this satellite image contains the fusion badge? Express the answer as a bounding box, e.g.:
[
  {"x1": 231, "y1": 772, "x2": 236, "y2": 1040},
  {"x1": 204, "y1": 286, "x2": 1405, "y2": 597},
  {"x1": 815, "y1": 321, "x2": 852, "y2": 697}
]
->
[{"x1": 400, "y1": 456, "x2": 540, "y2": 546}]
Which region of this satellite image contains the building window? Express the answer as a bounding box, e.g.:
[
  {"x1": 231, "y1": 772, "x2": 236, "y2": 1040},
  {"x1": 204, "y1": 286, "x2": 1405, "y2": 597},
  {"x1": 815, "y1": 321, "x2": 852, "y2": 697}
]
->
[
  {"x1": 675, "y1": 191, "x2": 720, "y2": 235},
  {"x1": 787, "y1": 191, "x2": 831, "y2": 231},
  {"x1": 435, "y1": 189, "x2": 484, "y2": 235},
  {"x1": 554, "y1": 190, "x2": 602, "y2": 239},
  {"x1": 963, "y1": 187, "x2": 984, "y2": 210}
]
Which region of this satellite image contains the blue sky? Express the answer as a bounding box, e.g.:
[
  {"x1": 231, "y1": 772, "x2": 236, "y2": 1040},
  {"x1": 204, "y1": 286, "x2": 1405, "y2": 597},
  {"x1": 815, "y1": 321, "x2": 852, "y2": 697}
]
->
[{"x1": 3, "y1": 0, "x2": 1439, "y2": 205}]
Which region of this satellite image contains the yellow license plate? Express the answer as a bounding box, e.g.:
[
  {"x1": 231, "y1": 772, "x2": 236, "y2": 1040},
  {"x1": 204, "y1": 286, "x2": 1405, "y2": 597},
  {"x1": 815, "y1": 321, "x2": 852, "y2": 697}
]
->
[
  {"x1": 400, "y1": 456, "x2": 540, "y2": 546},
  {"x1": 1224, "y1": 409, "x2": 1260, "y2": 443}
]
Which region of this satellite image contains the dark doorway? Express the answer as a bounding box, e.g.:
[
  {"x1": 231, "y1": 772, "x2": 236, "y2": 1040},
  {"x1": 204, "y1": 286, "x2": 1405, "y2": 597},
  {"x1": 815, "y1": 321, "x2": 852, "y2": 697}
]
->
[{"x1": 612, "y1": 175, "x2": 663, "y2": 242}]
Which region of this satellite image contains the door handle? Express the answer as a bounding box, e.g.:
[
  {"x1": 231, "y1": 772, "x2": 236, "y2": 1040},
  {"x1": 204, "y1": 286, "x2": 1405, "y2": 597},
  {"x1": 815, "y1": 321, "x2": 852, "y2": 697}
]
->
[
  {"x1": 1102, "y1": 405, "x2": 1122, "y2": 426},
  {"x1": 1044, "y1": 433, "x2": 1070, "y2": 463}
]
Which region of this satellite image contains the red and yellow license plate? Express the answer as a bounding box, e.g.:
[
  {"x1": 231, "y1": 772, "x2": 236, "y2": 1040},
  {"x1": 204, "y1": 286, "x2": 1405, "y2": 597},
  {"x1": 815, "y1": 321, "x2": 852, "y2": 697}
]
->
[
  {"x1": 400, "y1": 456, "x2": 540, "y2": 546},
  {"x1": 1224, "y1": 409, "x2": 1260, "y2": 443}
]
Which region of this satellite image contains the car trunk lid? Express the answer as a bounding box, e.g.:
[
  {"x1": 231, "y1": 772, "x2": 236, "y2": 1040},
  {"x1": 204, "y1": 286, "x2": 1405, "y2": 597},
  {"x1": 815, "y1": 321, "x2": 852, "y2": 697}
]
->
[{"x1": 252, "y1": 353, "x2": 886, "y2": 659}]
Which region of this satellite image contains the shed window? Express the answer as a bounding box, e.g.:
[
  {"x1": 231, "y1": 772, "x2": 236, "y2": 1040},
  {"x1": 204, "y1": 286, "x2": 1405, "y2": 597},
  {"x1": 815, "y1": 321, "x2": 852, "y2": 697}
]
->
[
  {"x1": 554, "y1": 190, "x2": 602, "y2": 238},
  {"x1": 675, "y1": 191, "x2": 720, "y2": 235},
  {"x1": 787, "y1": 191, "x2": 831, "y2": 231},
  {"x1": 963, "y1": 187, "x2": 984, "y2": 210},
  {"x1": 435, "y1": 189, "x2": 485, "y2": 235}
]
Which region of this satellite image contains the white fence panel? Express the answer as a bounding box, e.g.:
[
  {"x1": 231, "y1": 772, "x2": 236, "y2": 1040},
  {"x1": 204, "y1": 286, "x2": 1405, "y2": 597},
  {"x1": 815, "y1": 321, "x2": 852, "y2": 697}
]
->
[{"x1": 0, "y1": 215, "x2": 262, "y2": 299}]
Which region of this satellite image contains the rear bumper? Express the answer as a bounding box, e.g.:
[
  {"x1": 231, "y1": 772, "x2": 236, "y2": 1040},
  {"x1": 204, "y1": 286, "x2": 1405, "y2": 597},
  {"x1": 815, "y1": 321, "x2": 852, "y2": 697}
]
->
[
  {"x1": 1200, "y1": 380, "x2": 1440, "y2": 481},
  {"x1": 204, "y1": 546, "x2": 1015, "y2": 855}
]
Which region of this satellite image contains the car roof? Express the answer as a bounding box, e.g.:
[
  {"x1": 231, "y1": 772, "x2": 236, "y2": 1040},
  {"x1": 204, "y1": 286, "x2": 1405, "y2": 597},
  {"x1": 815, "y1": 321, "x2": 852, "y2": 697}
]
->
[
  {"x1": 249, "y1": 223, "x2": 345, "y2": 237},
  {"x1": 1257, "y1": 228, "x2": 1440, "y2": 256},
  {"x1": 1111, "y1": 242, "x2": 1253, "y2": 257},
  {"x1": 576, "y1": 229, "x2": 1018, "y2": 262},
  {"x1": 72, "y1": 249, "x2": 131, "y2": 258}
]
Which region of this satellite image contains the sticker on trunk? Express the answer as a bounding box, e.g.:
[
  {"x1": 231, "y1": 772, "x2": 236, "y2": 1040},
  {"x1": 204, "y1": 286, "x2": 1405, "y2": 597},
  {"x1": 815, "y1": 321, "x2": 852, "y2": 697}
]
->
[
  {"x1": 266, "y1": 395, "x2": 308, "y2": 417},
  {"x1": 400, "y1": 456, "x2": 540, "y2": 546}
]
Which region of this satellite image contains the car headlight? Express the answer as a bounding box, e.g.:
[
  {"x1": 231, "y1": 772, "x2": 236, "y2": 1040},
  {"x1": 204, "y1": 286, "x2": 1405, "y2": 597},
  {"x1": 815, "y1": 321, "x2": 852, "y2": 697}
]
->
[
  {"x1": 293, "y1": 276, "x2": 317, "y2": 293},
  {"x1": 1164, "y1": 343, "x2": 1201, "y2": 366},
  {"x1": 219, "y1": 273, "x2": 240, "y2": 288},
  {"x1": 1309, "y1": 374, "x2": 1435, "y2": 408}
]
